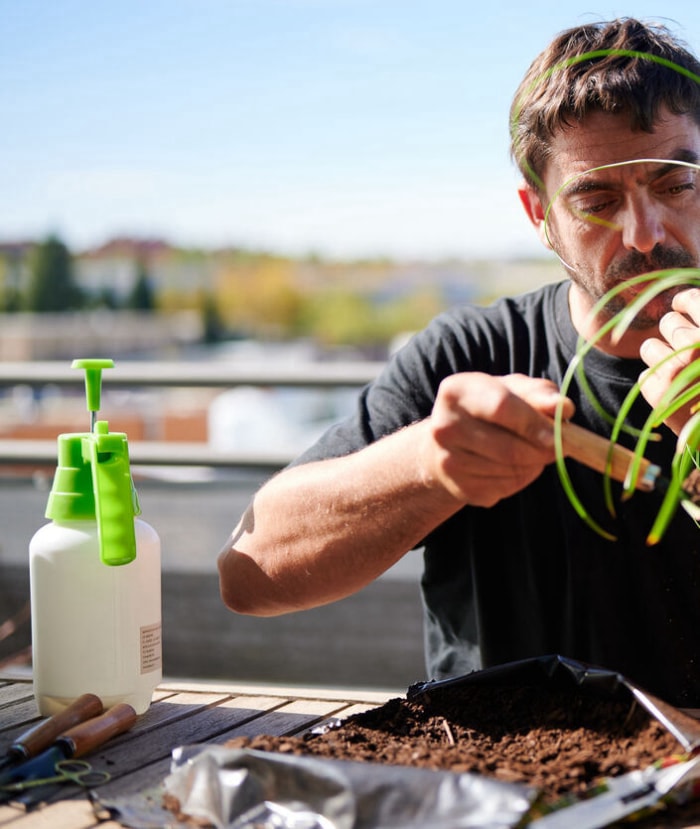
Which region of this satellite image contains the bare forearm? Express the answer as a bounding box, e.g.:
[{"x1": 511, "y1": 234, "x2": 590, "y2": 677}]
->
[
  {"x1": 217, "y1": 421, "x2": 462, "y2": 615},
  {"x1": 217, "y1": 373, "x2": 569, "y2": 617}
]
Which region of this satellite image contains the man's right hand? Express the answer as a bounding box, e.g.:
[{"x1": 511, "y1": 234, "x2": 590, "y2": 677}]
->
[{"x1": 418, "y1": 372, "x2": 575, "y2": 506}]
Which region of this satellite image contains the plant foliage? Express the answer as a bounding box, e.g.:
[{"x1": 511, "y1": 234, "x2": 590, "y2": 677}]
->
[{"x1": 553, "y1": 269, "x2": 700, "y2": 544}]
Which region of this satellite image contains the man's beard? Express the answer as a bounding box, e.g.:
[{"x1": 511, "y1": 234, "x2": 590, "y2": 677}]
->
[{"x1": 573, "y1": 246, "x2": 697, "y2": 330}]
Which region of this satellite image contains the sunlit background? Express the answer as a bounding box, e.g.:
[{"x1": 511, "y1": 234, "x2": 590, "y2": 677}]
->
[
  {"x1": 4, "y1": 0, "x2": 700, "y2": 260},
  {"x1": 4, "y1": 1, "x2": 700, "y2": 687}
]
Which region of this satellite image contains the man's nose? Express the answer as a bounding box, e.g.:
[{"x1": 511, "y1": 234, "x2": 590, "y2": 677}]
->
[{"x1": 620, "y1": 196, "x2": 665, "y2": 253}]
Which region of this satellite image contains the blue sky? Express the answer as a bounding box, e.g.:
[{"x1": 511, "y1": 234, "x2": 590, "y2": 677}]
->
[{"x1": 4, "y1": 0, "x2": 700, "y2": 260}]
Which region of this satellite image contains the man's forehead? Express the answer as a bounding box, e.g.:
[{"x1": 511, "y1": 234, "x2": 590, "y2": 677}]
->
[
  {"x1": 559, "y1": 152, "x2": 700, "y2": 195},
  {"x1": 542, "y1": 110, "x2": 700, "y2": 187}
]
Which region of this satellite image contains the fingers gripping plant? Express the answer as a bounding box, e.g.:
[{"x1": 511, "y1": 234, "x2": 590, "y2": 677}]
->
[{"x1": 553, "y1": 269, "x2": 700, "y2": 544}]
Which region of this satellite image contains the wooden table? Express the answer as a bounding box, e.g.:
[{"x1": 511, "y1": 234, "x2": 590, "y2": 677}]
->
[
  {"x1": 0, "y1": 673, "x2": 395, "y2": 829},
  {"x1": 6, "y1": 674, "x2": 700, "y2": 829}
]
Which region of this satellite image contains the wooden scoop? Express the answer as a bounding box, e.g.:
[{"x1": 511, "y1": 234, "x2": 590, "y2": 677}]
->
[
  {"x1": 560, "y1": 421, "x2": 658, "y2": 490},
  {"x1": 560, "y1": 420, "x2": 700, "y2": 519}
]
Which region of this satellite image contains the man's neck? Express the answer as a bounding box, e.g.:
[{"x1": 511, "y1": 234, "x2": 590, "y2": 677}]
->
[{"x1": 567, "y1": 284, "x2": 654, "y2": 360}]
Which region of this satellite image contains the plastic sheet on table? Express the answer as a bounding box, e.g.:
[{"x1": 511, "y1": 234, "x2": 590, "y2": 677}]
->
[{"x1": 156, "y1": 743, "x2": 536, "y2": 829}]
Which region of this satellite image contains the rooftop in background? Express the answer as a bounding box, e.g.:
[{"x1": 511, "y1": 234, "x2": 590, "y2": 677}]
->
[{"x1": 0, "y1": 234, "x2": 562, "y2": 305}]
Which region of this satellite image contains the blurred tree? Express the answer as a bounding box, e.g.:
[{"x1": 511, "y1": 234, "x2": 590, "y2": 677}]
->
[
  {"x1": 216, "y1": 255, "x2": 305, "y2": 337},
  {"x1": 2, "y1": 287, "x2": 22, "y2": 312},
  {"x1": 0, "y1": 246, "x2": 25, "y2": 311},
  {"x1": 126, "y1": 257, "x2": 156, "y2": 311},
  {"x1": 201, "y1": 292, "x2": 226, "y2": 343},
  {"x1": 302, "y1": 291, "x2": 379, "y2": 346},
  {"x1": 300, "y1": 287, "x2": 442, "y2": 348},
  {"x1": 96, "y1": 286, "x2": 119, "y2": 310},
  {"x1": 25, "y1": 235, "x2": 82, "y2": 311}
]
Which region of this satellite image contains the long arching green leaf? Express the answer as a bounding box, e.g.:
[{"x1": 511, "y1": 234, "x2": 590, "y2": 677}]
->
[
  {"x1": 553, "y1": 268, "x2": 700, "y2": 540},
  {"x1": 648, "y1": 415, "x2": 700, "y2": 544}
]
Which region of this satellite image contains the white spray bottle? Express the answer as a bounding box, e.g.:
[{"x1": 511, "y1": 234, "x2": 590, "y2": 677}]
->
[{"x1": 29, "y1": 359, "x2": 162, "y2": 715}]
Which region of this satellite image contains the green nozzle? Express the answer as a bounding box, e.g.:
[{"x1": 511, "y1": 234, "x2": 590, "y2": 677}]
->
[
  {"x1": 71, "y1": 359, "x2": 114, "y2": 428},
  {"x1": 45, "y1": 358, "x2": 139, "y2": 566}
]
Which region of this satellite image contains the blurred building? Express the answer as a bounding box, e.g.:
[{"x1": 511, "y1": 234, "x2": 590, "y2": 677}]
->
[{"x1": 0, "y1": 310, "x2": 202, "y2": 361}]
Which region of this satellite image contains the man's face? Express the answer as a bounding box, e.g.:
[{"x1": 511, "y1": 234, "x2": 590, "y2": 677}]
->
[{"x1": 531, "y1": 108, "x2": 700, "y2": 333}]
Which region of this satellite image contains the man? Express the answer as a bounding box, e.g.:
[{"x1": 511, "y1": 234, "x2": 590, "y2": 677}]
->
[{"x1": 218, "y1": 18, "x2": 700, "y2": 706}]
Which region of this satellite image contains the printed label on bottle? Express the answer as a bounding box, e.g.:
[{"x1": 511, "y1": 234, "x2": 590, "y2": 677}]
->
[{"x1": 140, "y1": 622, "x2": 162, "y2": 674}]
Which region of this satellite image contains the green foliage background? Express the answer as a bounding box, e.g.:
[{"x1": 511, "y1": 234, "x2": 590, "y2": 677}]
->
[{"x1": 0, "y1": 235, "x2": 557, "y2": 349}]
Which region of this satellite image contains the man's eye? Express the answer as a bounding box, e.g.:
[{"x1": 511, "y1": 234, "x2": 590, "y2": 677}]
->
[
  {"x1": 572, "y1": 198, "x2": 615, "y2": 217},
  {"x1": 666, "y1": 181, "x2": 696, "y2": 195},
  {"x1": 658, "y1": 171, "x2": 698, "y2": 196}
]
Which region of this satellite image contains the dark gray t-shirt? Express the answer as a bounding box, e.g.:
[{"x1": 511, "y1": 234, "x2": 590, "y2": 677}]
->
[{"x1": 293, "y1": 280, "x2": 700, "y2": 706}]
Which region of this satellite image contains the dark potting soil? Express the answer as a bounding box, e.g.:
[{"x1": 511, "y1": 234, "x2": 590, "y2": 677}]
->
[
  {"x1": 226, "y1": 685, "x2": 682, "y2": 802},
  {"x1": 167, "y1": 683, "x2": 700, "y2": 827},
  {"x1": 219, "y1": 683, "x2": 700, "y2": 826}
]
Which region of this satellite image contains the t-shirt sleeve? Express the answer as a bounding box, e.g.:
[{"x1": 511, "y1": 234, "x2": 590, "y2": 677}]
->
[
  {"x1": 290, "y1": 333, "x2": 436, "y2": 466},
  {"x1": 289, "y1": 308, "x2": 482, "y2": 467},
  {"x1": 288, "y1": 285, "x2": 557, "y2": 468}
]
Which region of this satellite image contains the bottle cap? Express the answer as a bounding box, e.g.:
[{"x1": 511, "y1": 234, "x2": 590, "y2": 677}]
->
[{"x1": 45, "y1": 359, "x2": 140, "y2": 566}]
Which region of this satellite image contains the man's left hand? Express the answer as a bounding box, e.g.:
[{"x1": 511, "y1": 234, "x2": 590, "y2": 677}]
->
[{"x1": 640, "y1": 288, "x2": 700, "y2": 435}]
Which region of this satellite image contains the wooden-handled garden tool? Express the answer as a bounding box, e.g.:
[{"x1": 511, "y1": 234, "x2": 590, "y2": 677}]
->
[
  {"x1": 560, "y1": 421, "x2": 659, "y2": 490},
  {"x1": 560, "y1": 420, "x2": 700, "y2": 520},
  {"x1": 0, "y1": 692, "x2": 104, "y2": 772},
  {"x1": 0, "y1": 702, "x2": 137, "y2": 806}
]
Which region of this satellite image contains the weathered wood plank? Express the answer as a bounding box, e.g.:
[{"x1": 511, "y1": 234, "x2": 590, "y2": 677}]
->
[
  {"x1": 117, "y1": 691, "x2": 235, "y2": 737},
  {"x1": 0, "y1": 686, "x2": 34, "y2": 710},
  {"x1": 0, "y1": 678, "x2": 396, "y2": 829},
  {"x1": 329, "y1": 702, "x2": 381, "y2": 720},
  {"x1": 93, "y1": 694, "x2": 292, "y2": 801},
  {"x1": 0, "y1": 798, "x2": 102, "y2": 829},
  {"x1": 80, "y1": 694, "x2": 288, "y2": 794},
  {"x1": 157, "y1": 677, "x2": 397, "y2": 705},
  {"x1": 0, "y1": 802, "x2": 26, "y2": 825},
  {"x1": 91, "y1": 696, "x2": 345, "y2": 801},
  {"x1": 0, "y1": 701, "x2": 41, "y2": 743},
  {"x1": 203, "y1": 697, "x2": 348, "y2": 739}
]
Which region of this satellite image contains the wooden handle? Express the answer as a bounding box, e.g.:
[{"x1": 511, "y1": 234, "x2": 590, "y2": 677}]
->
[
  {"x1": 560, "y1": 421, "x2": 656, "y2": 490},
  {"x1": 11, "y1": 693, "x2": 104, "y2": 760},
  {"x1": 57, "y1": 703, "x2": 137, "y2": 757}
]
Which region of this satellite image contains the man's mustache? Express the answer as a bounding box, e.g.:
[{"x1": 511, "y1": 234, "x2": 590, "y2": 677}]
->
[{"x1": 609, "y1": 246, "x2": 696, "y2": 280}]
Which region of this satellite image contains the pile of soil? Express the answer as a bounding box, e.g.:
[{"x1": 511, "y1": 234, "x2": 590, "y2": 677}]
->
[
  {"x1": 227, "y1": 684, "x2": 683, "y2": 804},
  {"x1": 167, "y1": 681, "x2": 700, "y2": 827}
]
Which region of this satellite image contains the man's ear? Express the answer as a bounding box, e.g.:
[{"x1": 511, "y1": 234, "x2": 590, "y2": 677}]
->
[{"x1": 518, "y1": 183, "x2": 551, "y2": 249}]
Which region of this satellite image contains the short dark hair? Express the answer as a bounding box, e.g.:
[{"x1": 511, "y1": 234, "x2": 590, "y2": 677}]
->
[{"x1": 510, "y1": 18, "x2": 700, "y2": 188}]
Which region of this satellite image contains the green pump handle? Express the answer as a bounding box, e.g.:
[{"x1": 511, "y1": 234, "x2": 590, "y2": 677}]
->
[
  {"x1": 82, "y1": 422, "x2": 140, "y2": 566},
  {"x1": 72, "y1": 358, "x2": 140, "y2": 566}
]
